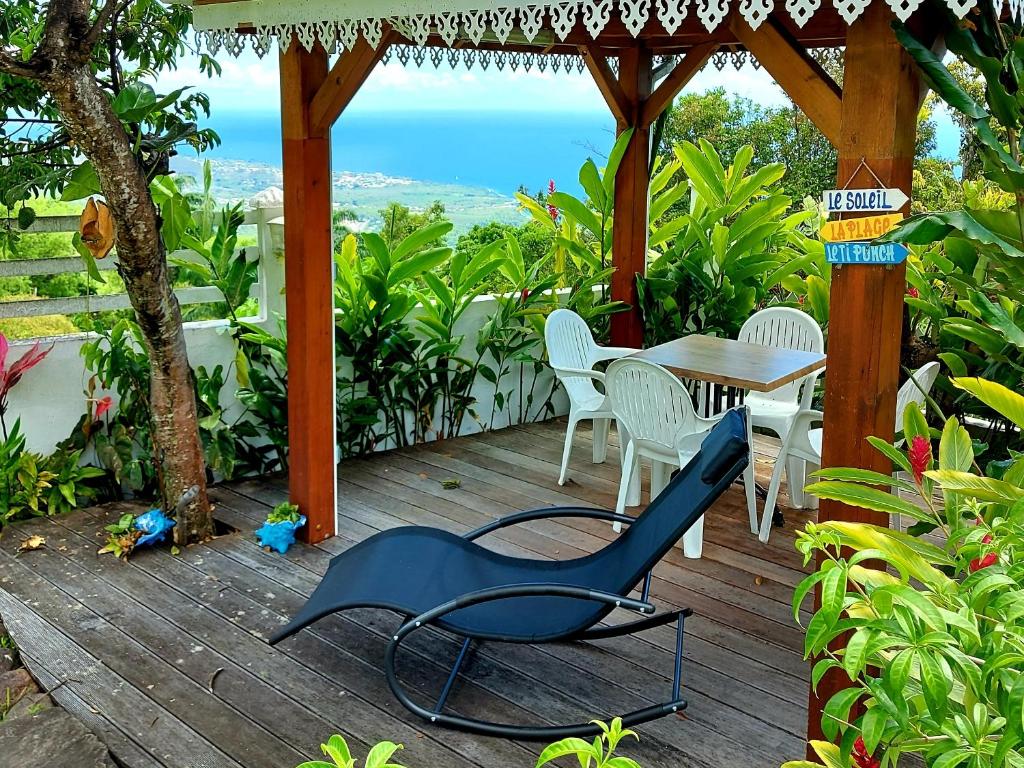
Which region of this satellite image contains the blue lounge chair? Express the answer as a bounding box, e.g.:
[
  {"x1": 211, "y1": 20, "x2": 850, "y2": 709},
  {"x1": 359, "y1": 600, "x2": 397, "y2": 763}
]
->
[{"x1": 270, "y1": 408, "x2": 750, "y2": 739}]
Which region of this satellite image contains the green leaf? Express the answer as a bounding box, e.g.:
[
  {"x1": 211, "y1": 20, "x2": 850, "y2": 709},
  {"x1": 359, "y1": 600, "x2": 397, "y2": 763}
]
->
[
  {"x1": 880, "y1": 210, "x2": 1024, "y2": 259},
  {"x1": 822, "y1": 687, "x2": 862, "y2": 742},
  {"x1": 111, "y1": 82, "x2": 158, "y2": 123},
  {"x1": 819, "y1": 562, "x2": 847, "y2": 627},
  {"x1": 925, "y1": 470, "x2": 1024, "y2": 504},
  {"x1": 938, "y1": 417, "x2": 973, "y2": 473},
  {"x1": 71, "y1": 232, "x2": 106, "y2": 284},
  {"x1": 859, "y1": 706, "x2": 887, "y2": 755},
  {"x1": 392, "y1": 221, "x2": 453, "y2": 261},
  {"x1": 867, "y1": 437, "x2": 913, "y2": 475},
  {"x1": 804, "y1": 481, "x2": 934, "y2": 524},
  {"x1": 320, "y1": 735, "x2": 353, "y2": 768},
  {"x1": 952, "y1": 377, "x2": 1024, "y2": 432},
  {"x1": 389, "y1": 246, "x2": 452, "y2": 286},
  {"x1": 61, "y1": 163, "x2": 101, "y2": 201},
  {"x1": 917, "y1": 649, "x2": 950, "y2": 721},
  {"x1": 535, "y1": 738, "x2": 596, "y2": 768},
  {"x1": 364, "y1": 742, "x2": 404, "y2": 768}
]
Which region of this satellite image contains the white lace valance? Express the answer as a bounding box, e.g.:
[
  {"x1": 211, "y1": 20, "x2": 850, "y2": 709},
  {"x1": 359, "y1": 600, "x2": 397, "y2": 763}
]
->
[{"x1": 189, "y1": 0, "x2": 1007, "y2": 57}]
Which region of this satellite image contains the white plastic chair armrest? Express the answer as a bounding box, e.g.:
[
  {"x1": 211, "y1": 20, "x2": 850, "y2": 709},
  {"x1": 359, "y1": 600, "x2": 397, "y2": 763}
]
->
[
  {"x1": 552, "y1": 366, "x2": 606, "y2": 383},
  {"x1": 785, "y1": 409, "x2": 825, "y2": 461},
  {"x1": 591, "y1": 346, "x2": 641, "y2": 362},
  {"x1": 798, "y1": 369, "x2": 824, "y2": 411}
]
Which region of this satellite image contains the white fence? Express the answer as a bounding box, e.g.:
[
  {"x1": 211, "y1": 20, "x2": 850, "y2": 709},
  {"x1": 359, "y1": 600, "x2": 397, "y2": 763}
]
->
[{"x1": 2, "y1": 197, "x2": 566, "y2": 456}]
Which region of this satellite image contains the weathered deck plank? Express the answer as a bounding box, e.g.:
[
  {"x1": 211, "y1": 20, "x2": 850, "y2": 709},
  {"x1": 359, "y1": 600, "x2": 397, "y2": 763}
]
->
[{"x1": 0, "y1": 419, "x2": 813, "y2": 768}]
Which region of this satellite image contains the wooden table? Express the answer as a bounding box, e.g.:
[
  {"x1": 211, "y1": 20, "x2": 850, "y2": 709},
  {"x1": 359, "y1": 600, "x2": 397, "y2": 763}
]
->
[
  {"x1": 625, "y1": 334, "x2": 827, "y2": 514},
  {"x1": 628, "y1": 334, "x2": 826, "y2": 393}
]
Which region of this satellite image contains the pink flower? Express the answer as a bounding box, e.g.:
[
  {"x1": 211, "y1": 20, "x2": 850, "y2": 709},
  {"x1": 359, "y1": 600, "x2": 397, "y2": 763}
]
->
[
  {"x1": 95, "y1": 396, "x2": 113, "y2": 420},
  {"x1": 0, "y1": 333, "x2": 54, "y2": 416},
  {"x1": 908, "y1": 435, "x2": 931, "y2": 485},
  {"x1": 546, "y1": 179, "x2": 559, "y2": 222},
  {"x1": 907, "y1": 286, "x2": 920, "y2": 299},
  {"x1": 852, "y1": 737, "x2": 880, "y2": 768}
]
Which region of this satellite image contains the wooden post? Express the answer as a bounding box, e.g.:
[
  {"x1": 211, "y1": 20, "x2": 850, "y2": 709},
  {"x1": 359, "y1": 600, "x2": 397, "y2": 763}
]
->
[
  {"x1": 280, "y1": 42, "x2": 337, "y2": 544},
  {"x1": 610, "y1": 46, "x2": 653, "y2": 348},
  {"x1": 809, "y1": 5, "x2": 921, "y2": 748}
]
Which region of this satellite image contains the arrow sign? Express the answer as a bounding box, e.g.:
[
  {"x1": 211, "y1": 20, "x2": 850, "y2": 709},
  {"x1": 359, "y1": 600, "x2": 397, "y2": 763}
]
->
[
  {"x1": 825, "y1": 241, "x2": 910, "y2": 265},
  {"x1": 823, "y1": 188, "x2": 910, "y2": 213},
  {"x1": 821, "y1": 213, "x2": 903, "y2": 243}
]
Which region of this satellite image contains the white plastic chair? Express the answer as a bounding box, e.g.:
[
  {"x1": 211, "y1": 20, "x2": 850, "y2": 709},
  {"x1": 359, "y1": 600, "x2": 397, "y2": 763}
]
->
[
  {"x1": 605, "y1": 358, "x2": 757, "y2": 559},
  {"x1": 738, "y1": 307, "x2": 825, "y2": 509},
  {"x1": 759, "y1": 361, "x2": 941, "y2": 542},
  {"x1": 544, "y1": 309, "x2": 638, "y2": 486}
]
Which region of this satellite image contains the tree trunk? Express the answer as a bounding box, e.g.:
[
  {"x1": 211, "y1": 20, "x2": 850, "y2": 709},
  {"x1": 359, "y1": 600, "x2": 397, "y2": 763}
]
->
[{"x1": 45, "y1": 62, "x2": 213, "y2": 543}]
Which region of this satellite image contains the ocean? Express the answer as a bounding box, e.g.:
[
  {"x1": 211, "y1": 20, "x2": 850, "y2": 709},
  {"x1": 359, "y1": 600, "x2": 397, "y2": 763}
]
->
[{"x1": 203, "y1": 109, "x2": 618, "y2": 196}]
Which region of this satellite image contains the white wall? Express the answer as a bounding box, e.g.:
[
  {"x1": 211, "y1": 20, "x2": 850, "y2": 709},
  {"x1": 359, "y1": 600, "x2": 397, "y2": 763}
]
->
[{"x1": 4, "y1": 198, "x2": 569, "y2": 457}]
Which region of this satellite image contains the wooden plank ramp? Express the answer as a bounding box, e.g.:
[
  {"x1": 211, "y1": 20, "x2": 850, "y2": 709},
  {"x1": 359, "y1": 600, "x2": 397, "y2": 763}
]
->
[{"x1": 0, "y1": 418, "x2": 813, "y2": 768}]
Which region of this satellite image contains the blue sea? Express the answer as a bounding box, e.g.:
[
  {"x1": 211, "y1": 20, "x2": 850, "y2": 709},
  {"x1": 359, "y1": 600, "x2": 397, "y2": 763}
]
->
[
  {"x1": 198, "y1": 106, "x2": 962, "y2": 197},
  {"x1": 203, "y1": 109, "x2": 618, "y2": 195}
]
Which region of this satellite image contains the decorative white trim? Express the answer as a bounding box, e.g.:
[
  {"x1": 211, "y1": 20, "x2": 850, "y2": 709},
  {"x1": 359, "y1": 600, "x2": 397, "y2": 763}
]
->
[{"x1": 191, "y1": 0, "x2": 991, "y2": 58}]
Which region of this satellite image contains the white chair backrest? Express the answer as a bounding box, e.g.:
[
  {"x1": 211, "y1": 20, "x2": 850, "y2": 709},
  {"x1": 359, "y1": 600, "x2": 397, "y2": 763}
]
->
[
  {"x1": 606, "y1": 359, "x2": 700, "y2": 455},
  {"x1": 738, "y1": 307, "x2": 824, "y2": 403},
  {"x1": 895, "y1": 361, "x2": 940, "y2": 429},
  {"x1": 545, "y1": 309, "x2": 601, "y2": 404}
]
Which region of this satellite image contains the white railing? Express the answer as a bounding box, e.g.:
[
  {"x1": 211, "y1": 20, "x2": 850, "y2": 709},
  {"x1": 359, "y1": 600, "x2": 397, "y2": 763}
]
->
[{"x1": 3, "y1": 196, "x2": 566, "y2": 456}]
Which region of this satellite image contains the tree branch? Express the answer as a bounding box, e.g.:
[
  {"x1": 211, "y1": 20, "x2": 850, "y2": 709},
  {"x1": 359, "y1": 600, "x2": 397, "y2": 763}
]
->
[
  {"x1": 0, "y1": 49, "x2": 43, "y2": 79},
  {"x1": 83, "y1": 0, "x2": 121, "y2": 53}
]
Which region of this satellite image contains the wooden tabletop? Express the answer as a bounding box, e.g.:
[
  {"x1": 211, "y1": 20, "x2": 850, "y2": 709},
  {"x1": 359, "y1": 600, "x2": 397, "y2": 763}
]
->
[{"x1": 628, "y1": 335, "x2": 826, "y2": 392}]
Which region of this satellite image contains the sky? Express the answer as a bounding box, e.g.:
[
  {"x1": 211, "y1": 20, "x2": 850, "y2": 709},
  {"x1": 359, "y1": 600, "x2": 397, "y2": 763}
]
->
[{"x1": 158, "y1": 49, "x2": 793, "y2": 115}]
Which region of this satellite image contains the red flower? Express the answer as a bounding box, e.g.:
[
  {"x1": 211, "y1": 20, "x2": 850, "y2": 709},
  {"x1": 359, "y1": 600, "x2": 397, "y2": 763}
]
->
[
  {"x1": 970, "y1": 552, "x2": 998, "y2": 572},
  {"x1": 0, "y1": 333, "x2": 54, "y2": 416},
  {"x1": 907, "y1": 286, "x2": 920, "y2": 299},
  {"x1": 852, "y1": 736, "x2": 880, "y2": 768},
  {"x1": 520, "y1": 288, "x2": 531, "y2": 303},
  {"x1": 908, "y1": 435, "x2": 932, "y2": 485},
  {"x1": 95, "y1": 396, "x2": 113, "y2": 420},
  {"x1": 546, "y1": 179, "x2": 559, "y2": 222},
  {"x1": 798, "y1": 295, "x2": 805, "y2": 305}
]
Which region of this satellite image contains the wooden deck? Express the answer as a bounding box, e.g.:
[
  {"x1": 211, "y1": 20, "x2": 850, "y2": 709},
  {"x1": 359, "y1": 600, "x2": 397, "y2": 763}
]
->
[{"x1": 0, "y1": 419, "x2": 814, "y2": 768}]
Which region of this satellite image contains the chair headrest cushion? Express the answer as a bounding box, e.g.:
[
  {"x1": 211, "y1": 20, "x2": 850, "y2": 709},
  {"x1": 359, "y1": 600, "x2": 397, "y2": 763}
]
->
[{"x1": 699, "y1": 410, "x2": 748, "y2": 485}]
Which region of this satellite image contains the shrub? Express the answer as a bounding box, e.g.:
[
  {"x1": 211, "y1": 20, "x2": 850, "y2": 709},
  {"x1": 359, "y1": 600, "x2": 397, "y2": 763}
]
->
[{"x1": 790, "y1": 377, "x2": 1024, "y2": 768}]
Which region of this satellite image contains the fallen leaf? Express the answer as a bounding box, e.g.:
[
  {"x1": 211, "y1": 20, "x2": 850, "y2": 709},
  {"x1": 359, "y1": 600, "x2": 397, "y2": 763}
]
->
[
  {"x1": 440, "y1": 478, "x2": 461, "y2": 490},
  {"x1": 17, "y1": 535, "x2": 46, "y2": 554},
  {"x1": 754, "y1": 575, "x2": 764, "y2": 586}
]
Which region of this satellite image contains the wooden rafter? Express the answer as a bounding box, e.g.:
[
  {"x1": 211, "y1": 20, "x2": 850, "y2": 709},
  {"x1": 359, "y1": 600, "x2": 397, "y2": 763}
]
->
[
  {"x1": 579, "y1": 45, "x2": 631, "y2": 126},
  {"x1": 729, "y1": 15, "x2": 843, "y2": 147},
  {"x1": 641, "y1": 42, "x2": 719, "y2": 128},
  {"x1": 310, "y1": 28, "x2": 395, "y2": 134}
]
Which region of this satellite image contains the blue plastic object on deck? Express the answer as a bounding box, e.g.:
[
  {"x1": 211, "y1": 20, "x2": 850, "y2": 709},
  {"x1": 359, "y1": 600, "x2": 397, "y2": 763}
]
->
[
  {"x1": 256, "y1": 515, "x2": 307, "y2": 554},
  {"x1": 134, "y1": 509, "x2": 176, "y2": 547}
]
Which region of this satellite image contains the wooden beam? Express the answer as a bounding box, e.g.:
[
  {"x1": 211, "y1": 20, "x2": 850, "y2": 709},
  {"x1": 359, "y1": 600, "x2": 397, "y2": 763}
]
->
[
  {"x1": 310, "y1": 31, "x2": 394, "y2": 135},
  {"x1": 808, "y1": 3, "x2": 922, "y2": 751},
  {"x1": 730, "y1": 15, "x2": 843, "y2": 147},
  {"x1": 580, "y1": 45, "x2": 630, "y2": 127},
  {"x1": 610, "y1": 46, "x2": 654, "y2": 348},
  {"x1": 641, "y1": 42, "x2": 718, "y2": 128},
  {"x1": 280, "y1": 42, "x2": 337, "y2": 544}
]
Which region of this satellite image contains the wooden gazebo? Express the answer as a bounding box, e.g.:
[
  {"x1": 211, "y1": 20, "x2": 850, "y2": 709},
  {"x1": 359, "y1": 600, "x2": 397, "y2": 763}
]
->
[{"x1": 187, "y1": 0, "x2": 957, "y2": 747}]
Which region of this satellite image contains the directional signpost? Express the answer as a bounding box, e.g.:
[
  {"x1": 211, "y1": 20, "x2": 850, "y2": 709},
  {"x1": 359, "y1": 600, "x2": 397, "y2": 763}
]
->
[
  {"x1": 822, "y1": 188, "x2": 910, "y2": 213},
  {"x1": 824, "y1": 241, "x2": 909, "y2": 265},
  {"x1": 821, "y1": 188, "x2": 909, "y2": 265}
]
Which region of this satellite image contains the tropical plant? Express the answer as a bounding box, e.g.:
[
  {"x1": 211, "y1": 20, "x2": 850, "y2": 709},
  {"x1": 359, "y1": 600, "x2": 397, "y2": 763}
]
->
[
  {"x1": 537, "y1": 718, "x2": 643, "y2": 768},
  {"x1": 333, "y1": 225, "x2": 452, "y2": 454},
  {"x1": 0, "y1": 333, "x2": 52, "y2": 440},
  {"x1": 638, "y1": 141, "x2": 815, "y2": 344},
  {"x1": 268, "y1": 502, "x2": 301, "y2": 525},
  {"x1": 298, "y1": 735, "x2": 406, "y2": 768},
  {"x1": 788, "y1": 377, "x2": 1024, "y2": 768},
  {"x1": 414, "y1": 238, "x2": 506, "y2": 437}
]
